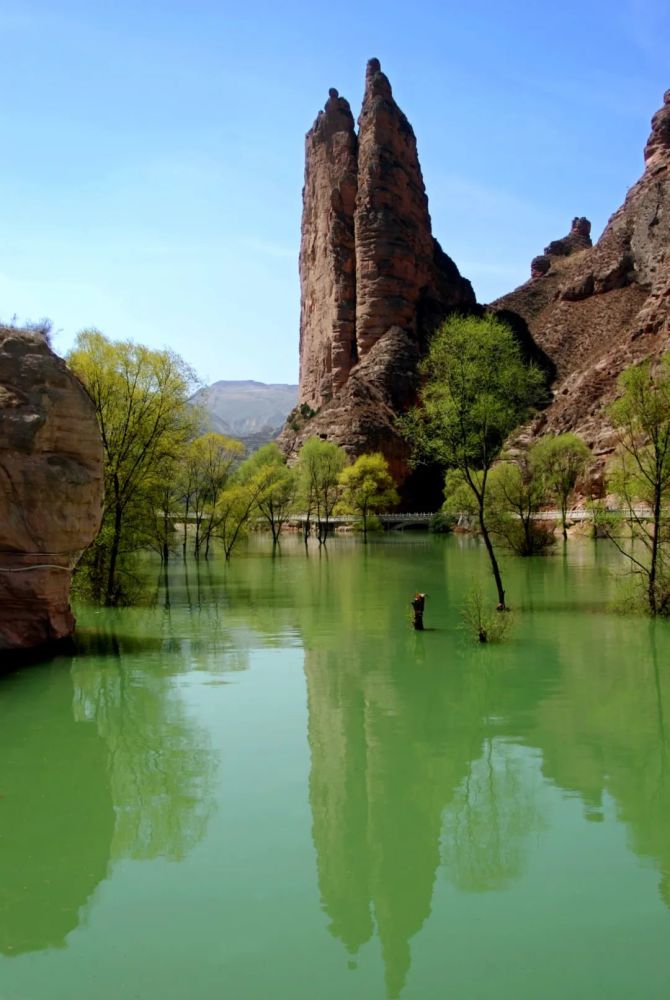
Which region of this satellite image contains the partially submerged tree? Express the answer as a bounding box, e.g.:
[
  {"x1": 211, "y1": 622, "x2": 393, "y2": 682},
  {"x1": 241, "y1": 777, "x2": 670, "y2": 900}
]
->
[
  {"x1": 68, "y1": 330, "x2": 197, "y2": 603},
  {"x1": 215, "y1": 462, "x2": 277, "y2": 559},
  {"x1": 602, "y1": 355, "x2": 670, "y2": 616},
  {"x1": 179, "y1": 433, "x2": 244, "y2": 558},
  {"x1": 296, "y1": 437, "x2": 347, "y2": 543},
  {"x1": 487, "y1": 458, "x2": 555, "y2": 556},
  {"x1": 401, "y1": 314, "x2": 547, "y2": 608},
  {"x1": 338, "y1": 452, "x2": 399, "y2": 541},
  {"x1": 531, "y1": 433, "x2": 590, "y2": 540},
  {"x1": 238, "y1": 443, "x2": 297, "y2": 544}
]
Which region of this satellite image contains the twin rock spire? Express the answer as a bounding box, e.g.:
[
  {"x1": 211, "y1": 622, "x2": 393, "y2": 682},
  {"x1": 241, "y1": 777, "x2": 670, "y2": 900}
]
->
[{"x1": 298, "y1": 59, "x2": 474, "y2": 409}]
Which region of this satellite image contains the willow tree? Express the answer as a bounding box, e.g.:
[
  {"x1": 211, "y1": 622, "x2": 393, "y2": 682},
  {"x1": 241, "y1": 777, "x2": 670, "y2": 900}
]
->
[
  {"x1": 338, "y1": 452, "x2": 399, "y2": 541},
  {"x1": 297, "y1": 437, "x2": 347, "y2": 543},
  {"x1": 238, "y1": 443, "x2": 297, "y2": 544},
  {"x1": 178, "y1": 433, "x2": 244, "y2": 558},
  {"x1": 531, "y1": 433, "x2": 590, "y2": 540},
  {"x1": 401, "y1": 314, "x2": 547, "y2": 609},
  {"x1": 604, "y1": 355, "x2": 670, "y2": 616},
  {"x1": 68, "y1": 330, "x2": 197, "y2": 603}
]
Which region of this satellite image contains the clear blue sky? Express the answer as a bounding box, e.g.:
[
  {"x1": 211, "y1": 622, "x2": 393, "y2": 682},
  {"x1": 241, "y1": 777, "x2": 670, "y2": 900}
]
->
[{"x1": 1, "y1": 0, "x2": 667, "y2": 386}]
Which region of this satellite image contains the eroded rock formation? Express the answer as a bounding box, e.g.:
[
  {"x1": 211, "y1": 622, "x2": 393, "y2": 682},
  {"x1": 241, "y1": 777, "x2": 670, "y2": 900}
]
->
[
  {"x1": 285, "y1": 60, "x2": 474, "y2": 497},
  {"x1": 493, "y1": 88, "x2": 670, "y2": 463},
  {"x1": 299, "y1": 89, "x2": 358, "y2": 409},
  {"x1": 0, "y1": 328, "x2": 103, "y2": 655},
  {"x1": 530, "y1": 217, "x2": 592, "y2": 279}
]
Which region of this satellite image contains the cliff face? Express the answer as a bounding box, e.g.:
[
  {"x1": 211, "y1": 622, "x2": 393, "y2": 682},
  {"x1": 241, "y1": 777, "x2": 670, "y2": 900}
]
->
[
  {"x1": 0, "y1": 328, "x2": 103, "y2": 655},
  {"x1": 493, "y1": 89, "x2": 670, "y2": 461},
  {"x1": 284, "y1": 60, "x2": 474, "y2": 493},
  {"x1": 299, "y1": 89, "x2": 358, "y2": 410}
]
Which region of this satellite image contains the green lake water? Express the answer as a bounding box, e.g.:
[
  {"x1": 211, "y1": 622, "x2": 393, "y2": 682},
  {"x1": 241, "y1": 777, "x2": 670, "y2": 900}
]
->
[{"x1": 1, "y1": 534, "x2": 670, "y2": 999}]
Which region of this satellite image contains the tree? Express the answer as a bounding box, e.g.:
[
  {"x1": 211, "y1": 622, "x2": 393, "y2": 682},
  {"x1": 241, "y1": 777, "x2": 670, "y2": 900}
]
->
[
  {"x1": 486, "y1": 458, "x2": 555, "y2": 556},
  {"x1": 401, "y1": 314, "x2": 547, "y2": 609},
  {"x1": 338, "y1": 452, "x2": 399, "y2": 541},
  {"x1": 178, "y1": 433, "x2": 244, "y2": 558},
  {"x1": 237, "y1": 443, "x2": 297, "y2": 544},
  {"x1": 296, "y1": 437, "x2": 347, "y2": 544},
  {"x1": 214, "y1": 469, "x2": 275, "y2": 559},
  {"x1": 68, "y1": 330, "x2": 197, "y2": 603},
  {"x1": 531, "y1": 433, "x2": 590, "y2": 540},
  {"x1": 602, "y1": 355, "x2": 670, "y2": 616}
]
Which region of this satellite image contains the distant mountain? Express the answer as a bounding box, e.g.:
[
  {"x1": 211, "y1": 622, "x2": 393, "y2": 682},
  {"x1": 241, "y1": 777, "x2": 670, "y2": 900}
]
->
[{"x1": 189, "y1": 380, "x2": 298, "y2": 448}]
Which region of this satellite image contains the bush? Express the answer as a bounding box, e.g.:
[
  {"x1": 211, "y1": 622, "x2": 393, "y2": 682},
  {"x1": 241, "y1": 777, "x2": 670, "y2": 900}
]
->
[
  {"x1": 429, "y1": 511, "x2": 455, "y2": 533},
  {"x1": 460, "y1": 585, "x2": 514, "y2": 643}
]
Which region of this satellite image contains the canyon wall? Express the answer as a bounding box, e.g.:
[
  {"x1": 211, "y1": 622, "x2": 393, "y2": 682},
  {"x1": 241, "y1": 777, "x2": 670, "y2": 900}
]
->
[
  {"x1": 0, "y1": 327, "x2": 103, "y2": 656},
  {"x1": 493, "y1": 89, "x2": 670, "y2": 464}
]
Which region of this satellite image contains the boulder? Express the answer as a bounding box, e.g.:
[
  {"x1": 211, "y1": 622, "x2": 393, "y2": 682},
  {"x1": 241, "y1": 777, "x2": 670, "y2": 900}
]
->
[{"x1": 0, "y1": 328, "x2": 103, "y2": 655}]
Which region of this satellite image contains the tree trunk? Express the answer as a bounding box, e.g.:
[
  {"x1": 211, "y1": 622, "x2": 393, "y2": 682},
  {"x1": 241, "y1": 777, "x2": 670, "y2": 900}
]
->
[
  {"x1": 478, "y1": 501, "x2": 506, "y2": 609},
  {"x1": 648, "y1": 487, "x2": 662, "y2": 616},
  {"x1": 182, "y1": 498, "x2": 189, "y2": 559},
  {"x1": 106, "y1": 495, "x2": 123, "y2": 605}
]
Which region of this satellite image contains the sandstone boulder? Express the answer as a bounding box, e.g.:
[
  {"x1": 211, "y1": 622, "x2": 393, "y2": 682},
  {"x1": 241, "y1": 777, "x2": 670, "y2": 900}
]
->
[{"x1": 0, "y1": 328, "x2": 103, "y2": 655}]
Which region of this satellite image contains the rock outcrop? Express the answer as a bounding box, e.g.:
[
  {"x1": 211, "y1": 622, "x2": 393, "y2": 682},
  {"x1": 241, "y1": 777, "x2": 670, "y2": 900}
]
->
[
  {"x1": 284, "y1": 60, "x2": 474, "y2": 497},
  {"x1": 493, "y1": 88, "x2": 670, "y2": 463},
  {"x1": 299, "y1": 89, "x2": 358, "y2": 410},
  {"x1": 530, "y1": 217, "x2": 592, "y2": 279},
  {"x1": 0, "y1": 328, "x2": 103, "y2": 656}
]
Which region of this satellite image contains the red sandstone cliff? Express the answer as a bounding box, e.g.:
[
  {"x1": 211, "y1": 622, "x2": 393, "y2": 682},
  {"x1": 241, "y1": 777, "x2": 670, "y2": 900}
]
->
[
  {"x1": 283, "y1": 60, "x2": 474, "y2": 495},
  {"x1": 0, "y1": 327, "x2": 103, "y2": 655},
  {"x1": 299, "y1": 89, "x2": 358, "y2": 410},
  {"x1": 493, "y1": 89, "x2": 670, "y2": 462}
]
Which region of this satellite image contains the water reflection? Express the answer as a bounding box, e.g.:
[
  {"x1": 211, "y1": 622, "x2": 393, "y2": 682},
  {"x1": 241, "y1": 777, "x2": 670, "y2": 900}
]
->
[
  {"x1": 2, "y1": 540, "x2": 670, "y2": 997},
  {"x1": 301, "y1": 540, "x2": 670, "y2": 996},
  {"x1": 530, "y1": 617, "x2": 670, "y2": 910},
  {"x1": 0, "y1": 640, "x2": 217, "y2": 956},
  {"x1": 0, "y1": 663, "x2": 114, "y2": 956}
]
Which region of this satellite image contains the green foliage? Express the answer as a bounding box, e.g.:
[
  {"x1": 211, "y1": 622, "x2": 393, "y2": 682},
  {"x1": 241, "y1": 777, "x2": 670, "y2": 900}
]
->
[
  {"x1": 402, "y1": 314, "x2": 547, "y2": 607},
  {"x1": 177, "y1": 432, "x2": 244, "y2": 557},
  {"x1": 428, "y1": 511, "x2": 456, "y2": 534},
  {"x1": 338, "y1": 452, "x2": 399, "y2": 540},
  {"x1": 400, "y1": 314, "x2": 547, "y2": 473},
  {"x1": 296, "y1": 437, "x2": 347, "y2": 543},
  {"x1": 487, "y1": 458, "x2": 556, "y2": 556},
  {"x1": 442, "y1": 468, "x2": 480, "y2": 519},
  {"x1": 460, "y1": 585, "x2": 514, "y2": 643},
  {"x1": 531, "y1": 433, "x2": 590, "y2": 538},
  {"x1": 68, "y1": 330, "x2": 197, "y2": 604},
  {"x1": 236, "y1": 443, "x2": 296, "y2": 543},
  {"x1": 605, "y1": 355, "x2": 670, "y2": 616}
]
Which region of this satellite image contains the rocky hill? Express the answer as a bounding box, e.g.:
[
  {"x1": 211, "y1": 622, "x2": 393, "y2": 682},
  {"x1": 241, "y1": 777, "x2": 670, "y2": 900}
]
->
[
  {"x1": 492, "y1": 89, "x2": 670, "y2": 471},
  {"x1": 282, "y1": 63, "x2": 669, "y2": 502},
  {"x1": 190, "y1": 380, "x2": 297, "y2": 448}
]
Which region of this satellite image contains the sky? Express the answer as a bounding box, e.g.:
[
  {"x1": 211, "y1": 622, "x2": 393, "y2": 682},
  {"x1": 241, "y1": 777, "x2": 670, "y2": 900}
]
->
[{"x1": 0, "y1": 0, "x2": 667, "y2": 387}]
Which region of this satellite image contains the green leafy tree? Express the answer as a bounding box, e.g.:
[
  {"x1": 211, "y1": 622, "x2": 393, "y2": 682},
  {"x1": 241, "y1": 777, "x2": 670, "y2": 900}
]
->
[
  {"x1": 178, "y1": 433, "x2": 244, "y2": 558},
  {"x1": 297, "y1": 437, "x2": 347, "y2": 544},
  {"x1": 238, "y1": 443, "x2": 297, "y2": 544},
  {"x1": 68, "y1": 330, "x2": 197, "y2": 604},
  {"x1": 338, "y1": 452, "x2": 399, "y2": 541},
  {"x1": 401, "y1": 314, "x2": 547, "y2": 609},
  {"x1": 603, "y1": 355, "x2": 670, "y2": 616},
  {"x1": 215, "y1": 466, "x2": 275, "y2": 559},
  {"x1": 531, "y1": 433, "x2": 590, "y2": 540},
  {"x1": 486, "y1": 458, "x2": 555, "y2": 556}
]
